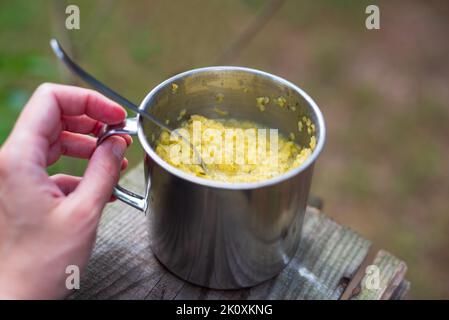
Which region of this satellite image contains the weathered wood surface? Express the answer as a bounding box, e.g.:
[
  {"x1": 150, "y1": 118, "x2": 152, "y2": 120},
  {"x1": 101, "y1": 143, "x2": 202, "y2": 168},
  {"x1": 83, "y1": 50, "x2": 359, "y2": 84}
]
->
[
  {"x1": 353, "y1": 250, "x2": 408, "y2": 300},
  {"x1": 70, "y1": 164, "x2": 408, "y2": 300}
]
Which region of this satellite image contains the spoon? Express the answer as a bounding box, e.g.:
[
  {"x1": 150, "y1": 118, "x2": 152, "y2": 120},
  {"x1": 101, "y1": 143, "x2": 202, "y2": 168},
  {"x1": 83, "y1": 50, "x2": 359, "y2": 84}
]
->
[{"x1": 49, "y1": 38, "x2": 208, "y2": 174}]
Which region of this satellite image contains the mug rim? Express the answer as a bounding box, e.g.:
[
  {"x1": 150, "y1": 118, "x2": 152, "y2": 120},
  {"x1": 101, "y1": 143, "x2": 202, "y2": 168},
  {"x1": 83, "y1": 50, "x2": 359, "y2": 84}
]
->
[{"x1": 137, "y1": 66, "x2": 326, "y2": 190}]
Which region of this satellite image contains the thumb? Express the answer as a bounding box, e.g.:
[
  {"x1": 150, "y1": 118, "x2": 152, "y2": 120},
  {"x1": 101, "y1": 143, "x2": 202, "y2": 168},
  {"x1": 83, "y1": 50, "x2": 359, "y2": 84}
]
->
[{"x1": 70, "y1": 136, "x2": 127, "y2": 214}]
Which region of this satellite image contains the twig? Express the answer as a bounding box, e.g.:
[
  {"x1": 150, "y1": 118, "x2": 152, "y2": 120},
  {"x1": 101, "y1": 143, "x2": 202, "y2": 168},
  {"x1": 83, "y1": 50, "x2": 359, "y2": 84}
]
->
[
  {"x1": 78, "y1": 0, "x2": 117, "y2": 53},
  {"x1": 214, "y1": 0, "x2": 285, "y2": 65},
  {"x1": 50, "y1": 0, "x2": 76, "y2": 84}
]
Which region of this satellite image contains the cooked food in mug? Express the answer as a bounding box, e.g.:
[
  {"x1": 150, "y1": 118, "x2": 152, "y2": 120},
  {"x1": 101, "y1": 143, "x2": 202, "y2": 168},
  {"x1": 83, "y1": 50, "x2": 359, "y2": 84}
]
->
[{"x1": 155, "y1": 115, "x2": 316, "y2": 183}]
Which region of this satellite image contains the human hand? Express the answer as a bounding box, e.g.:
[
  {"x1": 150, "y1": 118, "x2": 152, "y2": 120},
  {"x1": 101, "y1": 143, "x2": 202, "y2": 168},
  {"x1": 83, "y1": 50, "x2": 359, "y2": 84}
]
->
[{"x1": 0, "y1": 83, "x2": 131, "y2": 299}]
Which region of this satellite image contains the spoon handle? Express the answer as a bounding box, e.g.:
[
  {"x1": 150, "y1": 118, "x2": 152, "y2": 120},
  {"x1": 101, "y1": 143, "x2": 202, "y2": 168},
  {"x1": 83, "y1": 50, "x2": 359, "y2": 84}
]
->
[
  {"x1": 49, "y1": 38, "x2": 171, "y2": 133},
  {"x1": 49, "y1": 38, "x2": 208, "y2": 174}
]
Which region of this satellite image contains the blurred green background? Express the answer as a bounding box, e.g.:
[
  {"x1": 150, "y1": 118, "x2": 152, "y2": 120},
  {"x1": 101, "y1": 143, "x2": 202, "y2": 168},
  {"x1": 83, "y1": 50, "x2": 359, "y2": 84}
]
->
[{"x1": 1, "y1": 0, "x2": 448, "y2": 299}]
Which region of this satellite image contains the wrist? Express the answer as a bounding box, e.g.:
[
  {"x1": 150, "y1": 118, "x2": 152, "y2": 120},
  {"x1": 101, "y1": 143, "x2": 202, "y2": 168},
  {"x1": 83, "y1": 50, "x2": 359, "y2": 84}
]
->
[
  {"x1": 0, "y1": 272, "x2": 23, "y2": 300},
  {"x1": 0, "y1": 253, "x2": 34, "y2": 300}
]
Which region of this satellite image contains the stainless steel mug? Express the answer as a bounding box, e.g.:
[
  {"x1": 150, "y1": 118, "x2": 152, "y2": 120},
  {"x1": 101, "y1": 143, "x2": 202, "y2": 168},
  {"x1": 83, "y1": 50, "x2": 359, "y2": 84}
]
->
[{"x1": 98, "y1": 66, "x2": 326, "y2": 289}]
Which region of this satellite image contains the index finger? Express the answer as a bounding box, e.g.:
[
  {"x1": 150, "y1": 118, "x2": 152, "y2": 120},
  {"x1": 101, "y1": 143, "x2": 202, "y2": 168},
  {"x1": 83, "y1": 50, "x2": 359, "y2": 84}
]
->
[
  {"x1": 6, "y1": 83, "x2": 127, "y2": 165},
  {"x1": 32, "y1": 83, "x2": 126, "y2": 123},
  {"x1": 17, "y1": 83, "x2": 126, "y2": 139}
]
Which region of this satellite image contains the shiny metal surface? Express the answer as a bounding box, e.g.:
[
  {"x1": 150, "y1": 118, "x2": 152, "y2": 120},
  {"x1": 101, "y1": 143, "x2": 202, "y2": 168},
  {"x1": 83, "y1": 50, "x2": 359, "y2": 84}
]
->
[
  {"x1": 99, "y1": 66, "x2": 326, "y2": 289},
  {"x1": 50, "y1": 38, "x2": 172, "y2": 135},
  {"x1": 97, "y1": 116, "x2": 139, "y2": 145},
  {"x1": 97, "y1": 117, "x2": 146, "y2": 211},
  {"x1": 51, "y1": 38, "x2": 209, "y2": 173}
]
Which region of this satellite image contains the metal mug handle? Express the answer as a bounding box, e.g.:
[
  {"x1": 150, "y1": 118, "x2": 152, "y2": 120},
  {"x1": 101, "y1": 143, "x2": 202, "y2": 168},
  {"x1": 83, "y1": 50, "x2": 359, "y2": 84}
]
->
[{"x1": 97, "y1": 117, "x2": 146, "y2": 212}]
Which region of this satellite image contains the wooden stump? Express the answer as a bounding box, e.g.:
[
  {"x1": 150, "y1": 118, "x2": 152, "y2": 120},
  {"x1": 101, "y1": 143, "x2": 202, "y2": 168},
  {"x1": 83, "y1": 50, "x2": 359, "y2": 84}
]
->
[{"x1": 69, "y1": 164, "x2": 409, "y2": 300}]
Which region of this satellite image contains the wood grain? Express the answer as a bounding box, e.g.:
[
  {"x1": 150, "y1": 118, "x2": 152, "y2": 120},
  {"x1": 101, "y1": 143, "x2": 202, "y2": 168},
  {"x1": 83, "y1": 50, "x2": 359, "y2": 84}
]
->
[
  {"x1": 69, "y1": 164, "x2": 408, "y2": 300},
  {"x1": 352, "y1": 250, "x2": 408, "y2": 300}
]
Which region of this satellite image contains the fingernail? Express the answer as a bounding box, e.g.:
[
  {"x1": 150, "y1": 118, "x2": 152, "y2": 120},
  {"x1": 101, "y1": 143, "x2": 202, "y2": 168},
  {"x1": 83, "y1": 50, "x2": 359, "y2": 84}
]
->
[{"x1": 112, "y1": 139, "x2": 126, "y2": 159}]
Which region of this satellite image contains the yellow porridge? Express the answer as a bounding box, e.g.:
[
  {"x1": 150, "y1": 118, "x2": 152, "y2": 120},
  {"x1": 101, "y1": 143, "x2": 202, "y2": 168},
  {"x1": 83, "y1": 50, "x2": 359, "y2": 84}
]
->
[{"x1": 155, "y1": 115, "x2": 316, "y2": 183}]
